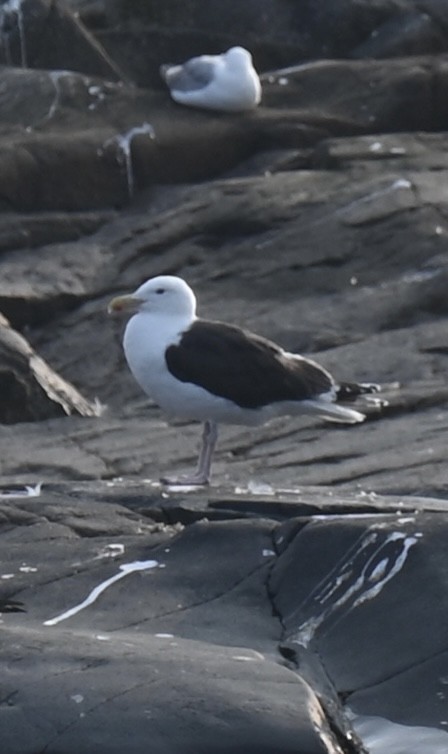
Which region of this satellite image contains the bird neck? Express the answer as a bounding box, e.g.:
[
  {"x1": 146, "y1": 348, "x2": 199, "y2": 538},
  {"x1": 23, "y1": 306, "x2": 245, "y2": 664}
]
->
[{"x1": 124, "y1": 311, "x2": 195, "y2": 360}]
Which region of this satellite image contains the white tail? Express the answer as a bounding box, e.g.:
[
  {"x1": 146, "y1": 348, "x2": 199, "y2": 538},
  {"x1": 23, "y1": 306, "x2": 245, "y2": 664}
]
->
[{"x1": 300, "y1": 399, "x2": 365, "y2": 424}]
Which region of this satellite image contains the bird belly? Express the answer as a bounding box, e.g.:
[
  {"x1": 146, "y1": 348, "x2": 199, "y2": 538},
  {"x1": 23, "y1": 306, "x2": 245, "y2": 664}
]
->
[
  {"x1": 173, "y1": 72, "x2": 260, "y2": 111},
  {"x1": 136, "y1": 365, "x2": 266, "y2": 425}
]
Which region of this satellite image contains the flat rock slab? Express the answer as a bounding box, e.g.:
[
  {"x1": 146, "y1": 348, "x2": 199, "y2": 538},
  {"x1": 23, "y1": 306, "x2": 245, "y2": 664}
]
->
[
  {"x1": 1, "y1": 483, "x2": 447, "y2": 752},
  {"x1": 0, "y1": 382, "x2": 448, "y2": 497},
  {"x1": 1, "y1": 489, "x2": 342, "y2": 754},
  {"x1": 2, "y1": 626, "x2": 331, "y2": 754}
]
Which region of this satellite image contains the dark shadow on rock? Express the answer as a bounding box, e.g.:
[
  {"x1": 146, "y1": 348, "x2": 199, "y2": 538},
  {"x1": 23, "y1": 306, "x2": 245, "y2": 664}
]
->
[{"x1": 0, "y1": 0, "x2": 128, "y2": 81}]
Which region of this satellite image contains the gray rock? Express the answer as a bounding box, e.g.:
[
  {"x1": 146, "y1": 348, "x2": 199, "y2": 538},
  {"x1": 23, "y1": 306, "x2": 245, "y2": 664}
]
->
[
  {"x1": 72, "y1": 0, "x2": 448, "y2": 85},
  {"x1": 1, "y1": 484, "x2": 447, "y2": 753},
  {"x1": 270, "y1": 508, "x2": 448, "y2": 735},
  {"x1": 1, "y1": 7, "x2": 448, "y2": 752},
  {"x1": 3, "y1": 56, "x2": 448, "y2": 211},
  {"x1": 0, "y1": 312, "x2": 100, "y2": 422},
  {"x1": 0, "y1": 0, "x2": 126, "y2": 80}
]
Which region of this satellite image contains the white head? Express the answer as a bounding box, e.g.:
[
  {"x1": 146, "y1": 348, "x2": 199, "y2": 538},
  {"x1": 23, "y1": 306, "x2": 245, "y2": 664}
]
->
[
  {"x1": 225, "y1": 46, "x2": 252, "y2": 67},
  {"x1": 108, "y1": 275, "x2": 197, "y2": 321}
]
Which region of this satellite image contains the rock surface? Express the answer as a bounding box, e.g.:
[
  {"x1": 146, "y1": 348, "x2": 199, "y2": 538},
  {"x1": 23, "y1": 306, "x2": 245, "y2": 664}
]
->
[
  {"x1": 0, "y1": 311, "x2": 100, "y2": 422},
  {"x1": 2, "y1": 483, "x2": 448, "y2": 754},
  {"x1": 1, "y1": 2, "x2": 448, "y2": 752}
]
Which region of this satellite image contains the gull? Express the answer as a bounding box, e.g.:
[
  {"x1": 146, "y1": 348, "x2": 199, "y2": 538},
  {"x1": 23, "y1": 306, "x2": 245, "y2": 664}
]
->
[
  {"x1": 160, "y1": 46, "x2": 261, "y2": 112},
  {"x1": 109, "y1": 276, "x2": 382, "y2": 486}
]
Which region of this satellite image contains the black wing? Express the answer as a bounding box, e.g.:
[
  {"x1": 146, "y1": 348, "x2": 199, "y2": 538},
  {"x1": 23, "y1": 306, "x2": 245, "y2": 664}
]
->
[{"x1": 165, "y1": 320, "x2": 334, "y2": 409}]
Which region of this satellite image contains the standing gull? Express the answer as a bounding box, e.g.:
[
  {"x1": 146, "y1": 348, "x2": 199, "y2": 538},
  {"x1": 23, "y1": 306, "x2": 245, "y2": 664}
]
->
[
  {"x1": 109, "y1": 276, "x2": 381, "y2": 486},
  {"x1": 160, "y1": 46, "x2": 261, "y2": 112}
]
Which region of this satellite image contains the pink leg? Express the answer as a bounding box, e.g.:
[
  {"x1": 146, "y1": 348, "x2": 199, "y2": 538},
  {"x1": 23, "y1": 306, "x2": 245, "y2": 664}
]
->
[{"x1": 161, "y1": 420, "x2": 218, "y2": 486}]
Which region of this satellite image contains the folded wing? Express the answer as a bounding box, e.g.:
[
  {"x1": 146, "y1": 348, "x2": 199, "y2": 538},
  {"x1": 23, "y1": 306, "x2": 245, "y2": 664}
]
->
[{"x1": 165, "y1": 320, "x2": 335, "y2": 409}]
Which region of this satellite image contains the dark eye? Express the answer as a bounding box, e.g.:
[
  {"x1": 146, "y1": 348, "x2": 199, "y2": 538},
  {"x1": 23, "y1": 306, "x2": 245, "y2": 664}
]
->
[{"x1": 156, "y1": 288, "x2": 165, "y2": 294}]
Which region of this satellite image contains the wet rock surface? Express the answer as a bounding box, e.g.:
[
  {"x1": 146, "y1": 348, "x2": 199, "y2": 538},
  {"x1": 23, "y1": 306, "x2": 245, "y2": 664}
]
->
[{"x1": 1, "y1": 1, "x2": 448, "y2": 752}]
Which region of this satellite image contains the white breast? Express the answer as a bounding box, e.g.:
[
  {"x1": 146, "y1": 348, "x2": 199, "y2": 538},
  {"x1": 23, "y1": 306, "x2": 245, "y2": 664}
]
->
[
  {"x1": 122, "y1": 312, "x2": 252, "y2": 422},
  {"x1": 123, "y1": 312, "x2": 177, "y2": 398}
]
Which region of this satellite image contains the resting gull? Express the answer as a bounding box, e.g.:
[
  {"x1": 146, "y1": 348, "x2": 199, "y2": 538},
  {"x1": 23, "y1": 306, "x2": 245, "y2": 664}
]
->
[
  {"x1": 160, "y1": 46, "x2": 261, "y2": 112},
  {"x1": 109, "y1": 276, "x2": 381, "y2": 486}
]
